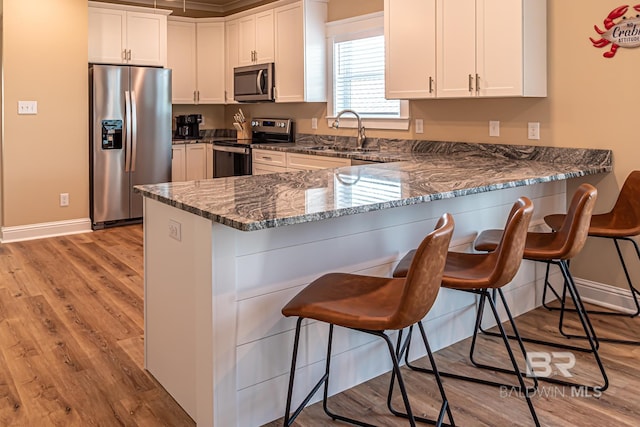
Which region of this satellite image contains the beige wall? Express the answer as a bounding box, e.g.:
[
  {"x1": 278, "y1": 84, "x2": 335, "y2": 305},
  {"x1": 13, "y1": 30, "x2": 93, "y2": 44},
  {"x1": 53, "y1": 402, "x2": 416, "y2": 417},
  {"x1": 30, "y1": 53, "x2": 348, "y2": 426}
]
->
[{"x1": 2, "y1": 0, "x2": 88, "y2": 227}]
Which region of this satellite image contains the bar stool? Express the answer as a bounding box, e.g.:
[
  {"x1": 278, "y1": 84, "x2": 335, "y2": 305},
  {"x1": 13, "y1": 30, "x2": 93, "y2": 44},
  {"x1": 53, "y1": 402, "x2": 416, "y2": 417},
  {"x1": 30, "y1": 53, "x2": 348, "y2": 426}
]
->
[
  {"x1": 282, "y1": 214, "x2": 455, "y2": 427},
  {"x1": 392, "y1": 197, "x2": 539, "y2": 426},
  {"x1": 544, "y1": 171, "x2": 640, "y2": 344},
  {"x1": 474, "y1": 183, "x2": 608, "y2": 393}
]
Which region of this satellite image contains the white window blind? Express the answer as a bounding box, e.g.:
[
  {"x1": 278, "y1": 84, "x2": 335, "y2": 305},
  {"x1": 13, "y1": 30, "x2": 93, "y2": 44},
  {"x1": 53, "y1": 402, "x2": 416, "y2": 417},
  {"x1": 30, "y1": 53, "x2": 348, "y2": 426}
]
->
[{"x1": 333, "y1": 35, "x2": 400, "y2": 117}]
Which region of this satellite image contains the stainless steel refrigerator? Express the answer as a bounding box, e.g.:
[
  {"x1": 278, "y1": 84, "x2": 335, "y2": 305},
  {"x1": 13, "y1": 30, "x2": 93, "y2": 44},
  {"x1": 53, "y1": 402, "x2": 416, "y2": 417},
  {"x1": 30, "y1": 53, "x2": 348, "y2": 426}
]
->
[{"x1": 90, "y1": 64, "x2": 171, "y2": 229}]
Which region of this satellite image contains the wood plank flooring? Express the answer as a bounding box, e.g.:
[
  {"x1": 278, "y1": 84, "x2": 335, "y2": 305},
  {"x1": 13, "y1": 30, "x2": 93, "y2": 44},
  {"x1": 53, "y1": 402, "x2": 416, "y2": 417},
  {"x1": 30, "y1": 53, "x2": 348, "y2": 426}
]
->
[
  {"x1": 2, "y1": 226, "x2": 640, "y2": 426},
  {"x1": 0, "y1": 225, "x2": 194, "y2": 426}
]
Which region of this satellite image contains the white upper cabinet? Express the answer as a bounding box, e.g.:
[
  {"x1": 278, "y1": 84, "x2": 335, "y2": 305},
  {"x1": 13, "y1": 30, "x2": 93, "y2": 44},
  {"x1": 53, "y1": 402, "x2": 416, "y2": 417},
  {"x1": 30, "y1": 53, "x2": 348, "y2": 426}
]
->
[
  {"x1": 437, "y1": 0, "x2": 547, "y2": 98},
  {"x1": 88, "y1": 2, "x2": 169, "y2": 67},
  {"x1": 238, "y1": 10, "x2": 274, "y2": 66},
  {"x1": 167, "y1": 20, "x2": 197, "y2": 103},
  {"x1": 274, "y1": 0, "x2": 327, "y2": 103},
  {"x1": 196, "y1": 21, "x2": 226, "y2": 103},
  {"x1": 225, "y1": 19, "x2": 240, "y2": 103},
  {"x1": 168, "y1": 19, "x2": 225, "y2": 104},
  {"x1": 384, "y1": 0, "x2": 437, "y2": 99}
]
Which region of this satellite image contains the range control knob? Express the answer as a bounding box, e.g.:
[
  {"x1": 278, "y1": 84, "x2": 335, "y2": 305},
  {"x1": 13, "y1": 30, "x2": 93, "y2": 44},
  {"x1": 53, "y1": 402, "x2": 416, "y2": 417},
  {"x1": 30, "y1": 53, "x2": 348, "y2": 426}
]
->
[{"x1": 251, "y1": 120, "x2": 259, "y2": 127}]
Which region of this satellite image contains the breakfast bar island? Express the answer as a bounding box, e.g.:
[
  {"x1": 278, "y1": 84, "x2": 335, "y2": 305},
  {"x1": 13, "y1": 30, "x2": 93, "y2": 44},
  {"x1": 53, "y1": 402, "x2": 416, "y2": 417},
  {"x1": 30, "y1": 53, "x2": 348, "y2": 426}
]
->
[{"x1": 134, "y1": 140, "x2": 611, "y2": 426}]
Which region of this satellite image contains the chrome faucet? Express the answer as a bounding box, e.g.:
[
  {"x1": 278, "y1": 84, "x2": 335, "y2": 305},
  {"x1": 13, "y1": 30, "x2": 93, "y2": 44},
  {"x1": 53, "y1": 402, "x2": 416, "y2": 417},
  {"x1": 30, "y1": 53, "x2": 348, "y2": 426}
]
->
[{"x1": 332, "y1": 109, "x2": 366, "y2": 150}]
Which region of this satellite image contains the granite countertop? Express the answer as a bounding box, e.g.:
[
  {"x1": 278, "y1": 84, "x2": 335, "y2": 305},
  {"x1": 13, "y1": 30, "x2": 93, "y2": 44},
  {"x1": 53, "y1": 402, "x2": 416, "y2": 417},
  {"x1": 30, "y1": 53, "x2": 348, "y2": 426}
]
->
[{"x1": 135, "y1": 137, "x2": 611, "y2": 232}]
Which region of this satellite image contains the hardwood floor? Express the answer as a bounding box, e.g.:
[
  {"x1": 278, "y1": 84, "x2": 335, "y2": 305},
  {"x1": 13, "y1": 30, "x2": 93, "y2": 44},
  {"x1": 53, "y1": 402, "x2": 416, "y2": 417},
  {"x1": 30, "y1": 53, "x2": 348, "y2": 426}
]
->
[
  {"x1": 2, "y1": 226, "x2": 640, "y2": 426},
  {"x1": 0, "y1": 225, "x2": 194, "y2": 426}
]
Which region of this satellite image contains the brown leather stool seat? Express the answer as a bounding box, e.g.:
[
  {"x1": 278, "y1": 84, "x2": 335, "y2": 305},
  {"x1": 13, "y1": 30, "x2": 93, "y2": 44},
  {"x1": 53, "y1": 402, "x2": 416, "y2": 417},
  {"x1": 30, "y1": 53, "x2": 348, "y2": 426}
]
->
[
  {"x1": 282, "y1": 214, "x2": 455, "y2": 427},
  {"x1": 393, "y1": 197, "x2": 539, "y2": 426},
  {"x1": 544, "y1": 171, "x2": 640, "y2": 344},
  {"x1": 474, "y1": 184, "x2": 608, "y2": 393}
]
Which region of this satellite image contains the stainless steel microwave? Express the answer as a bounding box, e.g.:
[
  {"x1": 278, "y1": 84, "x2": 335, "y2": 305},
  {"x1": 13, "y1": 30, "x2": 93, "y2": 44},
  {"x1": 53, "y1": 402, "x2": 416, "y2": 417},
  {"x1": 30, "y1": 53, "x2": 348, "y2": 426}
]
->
[{"x1": 234, "y1": 63, "x2": 275, "y2": 102}]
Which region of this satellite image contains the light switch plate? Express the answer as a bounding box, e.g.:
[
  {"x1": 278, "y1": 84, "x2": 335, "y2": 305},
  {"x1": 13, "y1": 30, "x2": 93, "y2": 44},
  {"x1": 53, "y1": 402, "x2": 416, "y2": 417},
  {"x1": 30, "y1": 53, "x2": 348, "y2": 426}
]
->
[
  {"x1": 18, "y1": 100, "x2": 38, "y2": 115},
  {"x1": 415, "y1": 119, "x2": 424, "y2": 134},
  {"x1": 311, "y1": 117, "x2": 318, "y2": 129}
]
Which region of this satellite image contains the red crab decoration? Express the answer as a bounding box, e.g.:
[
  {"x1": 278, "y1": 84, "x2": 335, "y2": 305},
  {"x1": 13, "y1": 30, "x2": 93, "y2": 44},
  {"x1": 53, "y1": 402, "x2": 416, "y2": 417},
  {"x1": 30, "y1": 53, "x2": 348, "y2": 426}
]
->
[{"x1": 590, "y1": 4, "x2": 640, "y2": 58}]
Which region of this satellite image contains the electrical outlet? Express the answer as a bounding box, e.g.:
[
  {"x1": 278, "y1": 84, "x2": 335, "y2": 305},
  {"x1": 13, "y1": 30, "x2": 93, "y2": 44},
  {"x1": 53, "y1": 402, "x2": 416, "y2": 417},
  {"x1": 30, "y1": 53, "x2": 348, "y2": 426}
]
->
[
  {"x1": 18, "y1": 100, "x2": 38, "y2": 115},
  {"x1": 415, "y1": 119, "x2": 424, "y2": 134},
  {"x1": 528, "y1": 122, "x2": 540, "y2": 140},
  {"x1": 489, "y1": 121, "x2": 500, "y2": 137},
  {"x1": 311, "y1": 117, "x2": 318, "y2": 129},
  {"x1": 59, "y1": 193, "x2": 69, "y2": 207},
  {"x1": 168, "y1": 219, "x2": 182, "y2": 241}
]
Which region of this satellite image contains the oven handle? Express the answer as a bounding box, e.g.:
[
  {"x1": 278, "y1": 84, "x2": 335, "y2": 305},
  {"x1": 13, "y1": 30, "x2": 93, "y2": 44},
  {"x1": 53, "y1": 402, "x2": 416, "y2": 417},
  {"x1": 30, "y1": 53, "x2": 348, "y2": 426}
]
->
[{"x1": 213, "y1": 145, "x2": 250, "y2": 154}]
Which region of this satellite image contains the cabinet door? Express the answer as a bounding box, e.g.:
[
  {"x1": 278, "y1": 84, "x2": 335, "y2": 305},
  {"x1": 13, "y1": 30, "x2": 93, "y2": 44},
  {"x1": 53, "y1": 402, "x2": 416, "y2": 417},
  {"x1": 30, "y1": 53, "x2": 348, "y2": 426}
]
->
[
  {"x1": 476, "y1": 0, "x2": 523, "y2": 97},
  {"x1": 253, "y1": 163, "x2": 288, "y2": 175},
  {"x1": 274, "y1": 3, "x2": 304, "y2": 102},
  {"x1": 225, "y1": 19, "x2": 240, "y2": 103},
  {"x1": 206, "y1": 144, "x2": 214, "y2": 178},
  {"x1": 171, "y1": 145, "x2": 186, "y2": 182},
  {"x1": 88, "y1": 7, "x2": 126, "y2": 64},
  {"x1": 196, "y1": 22, "x2": 226, "y2": 104},
  {"x1": 385, "y1": 0, "x2": 436, "y2": 99},
  {"x1": 186, "y1": 144, "x2": 207, "y2": 181},
  {"x1": 255, "y1": 10, "x2": 275, "y2": 63},
  {"x1": 127, "y1": 11, "x2": 167, "y2": 66},
  {"x1": 287, "y1": 153, "x2": 351, "y2": 171},
  {"x1": 436, "y1": 0, "x2": 477, "y2": 98},
  {"x1": 238, "y1": 15, "x2": 257, "y2": 66},
  {"x1": 167, "y1": 20, "x2": 197, "y2": 104}
]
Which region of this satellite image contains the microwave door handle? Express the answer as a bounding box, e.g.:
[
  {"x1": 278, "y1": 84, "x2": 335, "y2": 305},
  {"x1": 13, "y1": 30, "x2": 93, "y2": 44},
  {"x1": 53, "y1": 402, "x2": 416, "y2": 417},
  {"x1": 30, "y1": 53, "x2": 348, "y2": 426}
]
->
[
  {"x1": 130, "y1": 91, "x2": 138, "y2": 172},
  {"x1": 124, "y1": 90, "x2": 132, "y2": 172},
  {"x1": 256, "y1": 69, "x2": 264, "y2": 94}
]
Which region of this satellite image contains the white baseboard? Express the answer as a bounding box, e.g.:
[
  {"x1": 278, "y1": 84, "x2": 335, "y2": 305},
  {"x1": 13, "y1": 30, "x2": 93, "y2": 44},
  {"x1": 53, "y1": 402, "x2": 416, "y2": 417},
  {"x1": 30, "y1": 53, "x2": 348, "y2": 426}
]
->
[
  {"x1": 1, "y1": 218, "x2": 92, "y2": 243},
  {"x1": 574, "y1": 277, "x2": 638, "y2": 314}
]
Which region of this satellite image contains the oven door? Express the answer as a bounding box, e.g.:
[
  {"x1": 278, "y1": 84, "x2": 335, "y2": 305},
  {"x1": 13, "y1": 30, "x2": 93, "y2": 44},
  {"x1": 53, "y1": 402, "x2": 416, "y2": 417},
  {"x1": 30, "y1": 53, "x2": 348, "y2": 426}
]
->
[{"x1": 213, "y1": 144, "x2": 252, "y2": 178}]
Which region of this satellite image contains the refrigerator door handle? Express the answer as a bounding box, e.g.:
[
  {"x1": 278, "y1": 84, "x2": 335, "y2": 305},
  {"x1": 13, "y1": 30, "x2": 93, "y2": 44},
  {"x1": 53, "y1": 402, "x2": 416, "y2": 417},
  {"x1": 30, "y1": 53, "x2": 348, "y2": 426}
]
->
[
  {"x1": 124, "y1": 90, "x2": 132, "y2": 172},
  {"x1": 130, "y1": 91, "x2": 138, "y2": 172}
]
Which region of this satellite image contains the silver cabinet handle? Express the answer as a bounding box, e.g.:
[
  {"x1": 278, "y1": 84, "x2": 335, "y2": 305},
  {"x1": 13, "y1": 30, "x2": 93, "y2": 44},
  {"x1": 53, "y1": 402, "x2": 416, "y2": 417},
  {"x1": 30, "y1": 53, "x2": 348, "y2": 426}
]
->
[
  {"x1": 122, "y1": 49, "x2": 127, "y2": 61},
  {"x1": 429, "y1": 76, "x2": 434, "y2": 94},
  {"x1": 476, "y1": 74, "x2": 480, "y2": 93},
  {"x1": 193, "y1": 91, "x2": 197, "y2": 102},
  {"x1": 262, "y1": 156, "x2": 272, "y2": 161},
  {"x1": 197, "y1": 91, "x2": 200, "y2": 102},
  {"x1": 127, "y1": 49, "x2": 132, "y2": 61},
  {"x1": 468, "y1": 74, "x2": 474, "y2": 92}
]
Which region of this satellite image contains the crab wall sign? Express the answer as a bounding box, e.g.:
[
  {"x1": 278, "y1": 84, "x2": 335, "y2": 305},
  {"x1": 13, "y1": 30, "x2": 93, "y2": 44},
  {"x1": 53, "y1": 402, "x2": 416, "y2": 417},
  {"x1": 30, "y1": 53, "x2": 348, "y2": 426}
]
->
[{"x1": 590, "y1": 4, "x2": 640, "y2": 58}]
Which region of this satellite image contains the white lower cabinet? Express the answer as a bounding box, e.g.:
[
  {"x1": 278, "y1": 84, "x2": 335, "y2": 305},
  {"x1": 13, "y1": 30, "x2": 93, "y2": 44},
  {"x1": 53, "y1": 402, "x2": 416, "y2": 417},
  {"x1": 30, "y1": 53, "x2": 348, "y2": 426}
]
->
[
  {"x1": 171, "y1": 145, "x2": 186, "y2": 182},
  {"x1": 252, "y1": 149, "x2": 351, "y2": 174},
  {"x1": 172, "y1": 143, "x2": 213, "y2": 181}
]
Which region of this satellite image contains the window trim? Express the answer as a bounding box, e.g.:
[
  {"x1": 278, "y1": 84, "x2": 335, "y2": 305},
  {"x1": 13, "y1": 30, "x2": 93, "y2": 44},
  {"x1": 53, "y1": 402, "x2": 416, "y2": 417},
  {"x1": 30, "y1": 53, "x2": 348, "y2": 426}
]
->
[{"x1": 326, "y1": 12, "x2": 409, "y2": 131}]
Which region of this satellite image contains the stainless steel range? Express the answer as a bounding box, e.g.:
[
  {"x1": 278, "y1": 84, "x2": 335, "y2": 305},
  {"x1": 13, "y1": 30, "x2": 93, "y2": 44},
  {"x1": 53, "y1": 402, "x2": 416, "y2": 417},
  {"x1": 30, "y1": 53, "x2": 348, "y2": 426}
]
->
[{"x1": 213, "y1": 118, "x2": 293, "y2": 178}]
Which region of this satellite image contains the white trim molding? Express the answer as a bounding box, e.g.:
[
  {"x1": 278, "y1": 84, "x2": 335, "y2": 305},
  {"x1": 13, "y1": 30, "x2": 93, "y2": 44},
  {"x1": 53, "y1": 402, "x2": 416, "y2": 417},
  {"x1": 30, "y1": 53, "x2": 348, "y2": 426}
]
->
[
  {"x1": 574, "y1": 277, "x2": 638, "y2": 314},
  {"x1": 1, "y1": 218, "x2": 92, "y2": 243}
]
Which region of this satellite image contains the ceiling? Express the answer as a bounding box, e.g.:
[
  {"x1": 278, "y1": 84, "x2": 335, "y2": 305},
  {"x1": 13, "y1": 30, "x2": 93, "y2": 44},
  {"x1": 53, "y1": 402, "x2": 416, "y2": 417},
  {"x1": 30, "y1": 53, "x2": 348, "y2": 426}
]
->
[{"x1": 95, "y1": 0, "x2": 278, "y2": 17}]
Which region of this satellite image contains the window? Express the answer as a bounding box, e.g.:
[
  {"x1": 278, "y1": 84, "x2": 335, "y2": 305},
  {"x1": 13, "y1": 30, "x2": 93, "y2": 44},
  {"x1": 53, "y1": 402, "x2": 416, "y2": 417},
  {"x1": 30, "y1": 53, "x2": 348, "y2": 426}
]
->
[{"x1": 326, "y1": 12, "x2": 409, "y2": 130}]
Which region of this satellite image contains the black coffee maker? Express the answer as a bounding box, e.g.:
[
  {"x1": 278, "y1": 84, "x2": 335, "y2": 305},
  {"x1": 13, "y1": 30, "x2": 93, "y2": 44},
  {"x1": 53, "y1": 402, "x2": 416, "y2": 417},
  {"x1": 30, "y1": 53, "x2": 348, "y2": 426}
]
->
[{"x1": 174, "y1": 114, "x2": 202, "y2": 139}]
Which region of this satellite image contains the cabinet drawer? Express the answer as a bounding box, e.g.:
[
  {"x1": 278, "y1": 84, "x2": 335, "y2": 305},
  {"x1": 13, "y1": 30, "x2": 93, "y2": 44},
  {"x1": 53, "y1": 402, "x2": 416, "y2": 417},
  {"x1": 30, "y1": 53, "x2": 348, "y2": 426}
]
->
[
  {"x1": 252, "y1": 149, "x2": 286, "y2": 166},
  {"x1": 286, "y1": 153, "x2": 351, "y2": 171}
]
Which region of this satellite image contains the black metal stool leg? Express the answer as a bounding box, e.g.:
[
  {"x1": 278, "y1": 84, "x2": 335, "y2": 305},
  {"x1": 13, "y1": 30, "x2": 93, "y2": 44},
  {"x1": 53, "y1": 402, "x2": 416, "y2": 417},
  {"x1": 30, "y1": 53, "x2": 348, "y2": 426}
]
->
[
  {"x1": 284, "y1": 318, "x2": 331, "y2": 426},
  {"x1": 541, "y1": 237, "x2": 640, "y2": 344},
  {"x1": 477, "y1": 260, "x2": 608, "y2": 392},
  {"x1": 387, "y1": 324, "x2": 456, "y2": 426}
]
